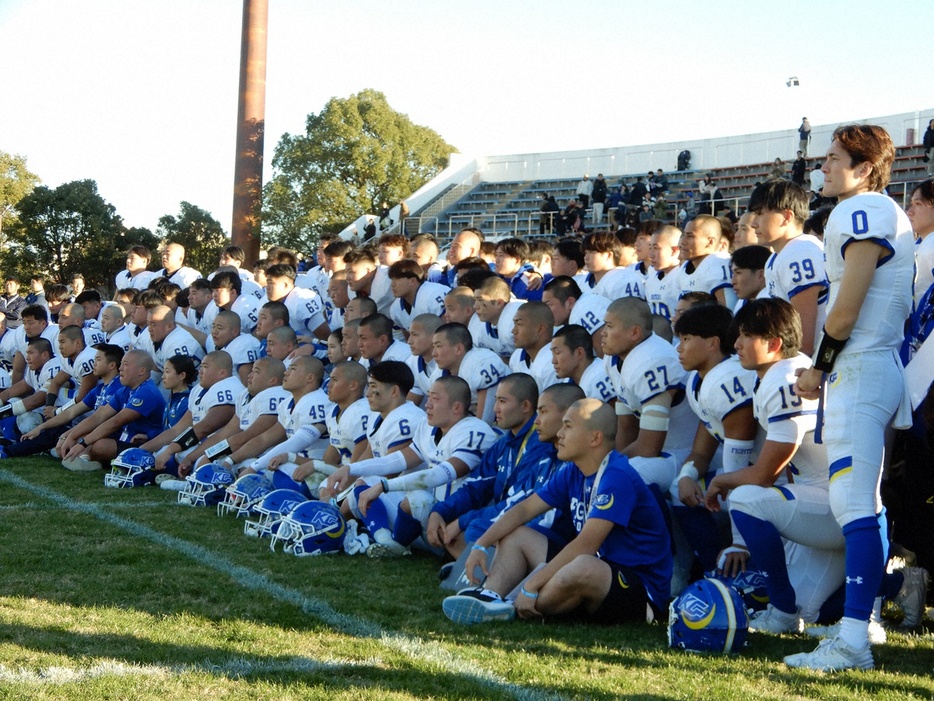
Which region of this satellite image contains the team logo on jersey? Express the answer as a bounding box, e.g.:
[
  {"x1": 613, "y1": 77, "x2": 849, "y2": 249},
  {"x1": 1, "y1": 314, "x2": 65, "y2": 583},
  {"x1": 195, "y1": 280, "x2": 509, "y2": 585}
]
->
[
  {"x1": 131, "y1": 398, "x2": 143, "y2": 407},
  {"x1": 617, "y1": 571, "x2": 630, "y2": 589},
  {"x1": 679, "y1": 592, "x2": 717, "y2": 629},
  {"x1": 594, "y1": 493, "x2": 614, "y2": 510}
]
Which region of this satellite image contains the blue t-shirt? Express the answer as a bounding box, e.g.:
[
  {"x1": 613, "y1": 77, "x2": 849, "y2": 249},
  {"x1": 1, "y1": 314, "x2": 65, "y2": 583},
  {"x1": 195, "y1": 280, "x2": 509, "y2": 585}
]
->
[
  {"x1": 81, "y1": 376, "x2": 130, "y2": 412},
  {"x1": 163, "y1": 389, "x2": 190, "y2": 431},
  {"x1": 113, "y1": 379, "x2": 167, "y2": 442},
  {"x1": 537, "y1": 450, "x2": 672, "y2": 607}
]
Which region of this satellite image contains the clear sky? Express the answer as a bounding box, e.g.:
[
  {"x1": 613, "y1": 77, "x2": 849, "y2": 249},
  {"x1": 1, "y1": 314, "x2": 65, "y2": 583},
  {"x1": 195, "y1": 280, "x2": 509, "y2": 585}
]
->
[{"x1": 1, "y1": 0, "x2": 931, "y2": 233}]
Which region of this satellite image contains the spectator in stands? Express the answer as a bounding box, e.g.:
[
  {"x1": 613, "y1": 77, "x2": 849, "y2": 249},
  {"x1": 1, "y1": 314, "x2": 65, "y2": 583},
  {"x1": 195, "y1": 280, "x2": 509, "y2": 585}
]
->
[
  {"x1": 924, "y1": 119, "x2": 934, "y2": 176},
  {"x1": 655, "y1": 169, "x2": 669, "y2": 192},
  {"x1": 653, "y1": 194, "x2": 668, "y2": 222},
  {"x1": 809, "y1": 162, "x2": 825, "y2": 197},
  {"x1": 792, "y1": 151, "x2": 808, "y2": 186},
  {"x1": 769, "y1": 158, "x2": 786, "y2": 180},
  {"x1": 798, "y1": 117, "x2": 811, "y2": 156},
  {"x1": 539, "y1": 194, "x2": 558, "y2": 235},
  {"x1": 576, "y1": 174, "x2": 593, "y2": 211},
  {"x1": 558, "y1": 199, "x2": 582, "y2": 235},
  {"x1": 607, "y1": 185, "x2": 626, "y2": 229},
  {"x1": 630, "y1": 177, "x2": 648, "y2": 209},
  {"x1": 591, "y1": 174, "x2": 608, "y2": 226}
]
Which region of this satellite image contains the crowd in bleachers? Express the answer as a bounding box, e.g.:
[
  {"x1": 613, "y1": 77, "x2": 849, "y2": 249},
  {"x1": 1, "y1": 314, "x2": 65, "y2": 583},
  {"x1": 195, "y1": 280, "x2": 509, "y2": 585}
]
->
[{"x1": 0, "y1": 124, "x2": 932, "y2": 670}]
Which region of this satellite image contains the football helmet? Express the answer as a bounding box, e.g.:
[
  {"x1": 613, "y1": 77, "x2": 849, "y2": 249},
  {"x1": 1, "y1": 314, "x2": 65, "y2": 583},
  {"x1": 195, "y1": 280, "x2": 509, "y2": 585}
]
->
[
  {"x1": 708, "y1": 568, "x2": 770, "y2": 614},
  {"x1": 104, "y1": 448, "x2": 155, "y2": 488},
  {"x1": 217, "y1": 473, "x2": 273, "y2": 518},
  {"x1": 269, "y1": 500, "x2": 345, "y2": 556},
  {"x1": 177, "y1": 463, "x2": 235, "y2": 507},
  {"x1": 243, "y1": 488, "x2": 308, "y2": 538},
  {"x1": 668, "y1": 578, "x2": 749, "y2": 654}
]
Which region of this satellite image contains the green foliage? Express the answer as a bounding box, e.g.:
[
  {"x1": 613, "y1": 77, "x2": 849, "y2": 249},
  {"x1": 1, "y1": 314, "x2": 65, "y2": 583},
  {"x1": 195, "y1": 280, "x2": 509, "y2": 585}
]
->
[
  {"x1": 3, "y1": 179, "x2": 126, "y2": 289},
  {"x1": 156, "y1": 201, "x2": 228, "y2": 276},
  {"x1": 263, "y1": 89, "x2": 456, "y2": 252},
  {"x1": 0, "y1": 150, "x2": 40, "y2": 241}
]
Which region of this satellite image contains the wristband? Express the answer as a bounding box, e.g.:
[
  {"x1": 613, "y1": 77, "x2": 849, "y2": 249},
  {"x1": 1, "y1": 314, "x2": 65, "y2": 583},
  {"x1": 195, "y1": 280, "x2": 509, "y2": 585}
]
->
[
  {"x1": 380, "y1": 477, "x2": 390, "y2": 493},
  {"x1": 286, "y1": 452, "x2": 298, "y2": 463},
  {"x1": 520, "y1": 585, "x2": 539, "y2": 600},
  {"x1": 45, "y1": 393, "x2": 58, "y2": 407},
  {"x1": 678, "y1": 461, "x2": 699, "y2": 482},
  {"x1": 78, "y1": 438, "x2": 87, "y2": 447},
  {"x1": 219, "y1": 456, "x2": 235, "y2": 469},
  {"x1": 204, "y1": 439, "x2": 232, "y2": 459},
  {"x1": 471, "y1": 544, "x2": 491, "y2": 555},
  {"x1": 173, "y1": 426, "x2": 199, "y2": 450},
  {"x1": 10, "y1": 399, "x2": 26, "y2": 417},
  {"x1": 812, "y1": 327, "x2": 847, "y2": 373},
  {"x1": 55, "y1": 398, "x2": 76, "y2": 416}
]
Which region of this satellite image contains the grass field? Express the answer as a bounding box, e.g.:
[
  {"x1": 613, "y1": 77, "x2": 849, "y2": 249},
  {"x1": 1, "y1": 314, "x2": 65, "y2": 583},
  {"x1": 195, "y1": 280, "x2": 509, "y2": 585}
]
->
[{"x1": 0, "y1": 455, "x2": 931, "y2": 701}]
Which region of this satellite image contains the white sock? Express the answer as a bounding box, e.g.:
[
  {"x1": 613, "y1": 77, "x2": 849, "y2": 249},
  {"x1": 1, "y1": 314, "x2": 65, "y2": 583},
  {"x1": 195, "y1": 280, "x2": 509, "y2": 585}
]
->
[{"x1": 838, "y1": 616, "x2": 870, "y2": 649}]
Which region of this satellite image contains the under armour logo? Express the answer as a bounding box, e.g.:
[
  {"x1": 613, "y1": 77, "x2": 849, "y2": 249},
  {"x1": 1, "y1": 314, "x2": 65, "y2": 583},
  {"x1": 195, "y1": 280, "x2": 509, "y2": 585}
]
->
[{"x1": 845, "y1": 576, "x2": 864, "y2": 585}]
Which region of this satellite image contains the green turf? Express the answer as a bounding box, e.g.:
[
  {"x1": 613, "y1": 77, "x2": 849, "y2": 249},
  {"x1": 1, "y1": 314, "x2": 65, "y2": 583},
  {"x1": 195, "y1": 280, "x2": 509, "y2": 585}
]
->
[{"x1": 0, "y1": 456, "x2": 930, "y2": 700}]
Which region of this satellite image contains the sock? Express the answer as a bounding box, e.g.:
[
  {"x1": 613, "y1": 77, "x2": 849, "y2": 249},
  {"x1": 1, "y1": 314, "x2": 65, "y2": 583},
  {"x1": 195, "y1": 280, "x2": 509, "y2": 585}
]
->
[
  {"x1": 841, "y1": 516, "x2": 885, "y2": 622},
  {"x1": 392, "y1": 508, "x2": 422, "y2": 546},
  {"x1": 355, "y1": 484, "x2": 390, "y2": 535},
  {"x1": 879, "y1": 571, "x2": 903, "y2": 601},
  {"x1": 732, "y1": 511, "x2": 796, "y2": 614},
  {"x1": 670, "y1": 504, "x2": 721, "y2": 572}
]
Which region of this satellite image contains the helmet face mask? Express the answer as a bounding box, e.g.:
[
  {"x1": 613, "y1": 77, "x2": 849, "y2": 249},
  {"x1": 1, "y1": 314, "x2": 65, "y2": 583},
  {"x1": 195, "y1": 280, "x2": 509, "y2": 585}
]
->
[
  {"x1": 668, "y1": 578, "x2": 749, "y2": 654},
  {"x1": 244, "y1": 489, "x2": 309, "y2": 538},
  {"x1": 177, "y1": 463, "x2": 235, "y2": 507},
  {"x1": 105, "y1": 448, "x2": 155, "y2": 488},
  {"x1": 270, "y1": 501, "x2": 346, "y2": 557},
  {"x1": 217, "y1": 473, "x2": 273, "y2": 518}
]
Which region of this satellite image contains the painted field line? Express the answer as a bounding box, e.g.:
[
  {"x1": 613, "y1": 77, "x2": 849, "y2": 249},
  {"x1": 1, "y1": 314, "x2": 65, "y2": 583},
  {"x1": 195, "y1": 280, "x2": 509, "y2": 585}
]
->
[
  {"x1": 0, "y1": 500, "x2": 172, "y2": 511},
  {"x1": 0, "y1": 469, "x2": 565, "y2": 701},
  {"x1": 0, "y1": 656, "x2": 361, "y2": 684}
]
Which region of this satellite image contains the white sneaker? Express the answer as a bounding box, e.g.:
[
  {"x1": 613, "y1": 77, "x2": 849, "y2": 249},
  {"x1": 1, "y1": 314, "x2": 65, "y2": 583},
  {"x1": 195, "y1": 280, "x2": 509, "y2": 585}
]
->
[
  {"x1": 62, "y1": 455, "x2": 103, "y2": 472},
  {"x1": 365, "y1": 528, "x2": 409, "y2": 558},
  {"x1": 748, "y1": 604, "x2": 804, "y2": 634},
  {"x1": 784, "y1": 636, "x2": 874, "y2": 671},
  {"x1": 805, "y1": 619, "x2": 887, "y2": 645},
  {"x1": 159, "y1": 479, "x2": 187, "y2": 492},
  {"x1": 894, "y1": 566, "x2": 930, "y2": 628},
  {"x1": 442, "y1": 590, "x2": 516, "y2": 625}
]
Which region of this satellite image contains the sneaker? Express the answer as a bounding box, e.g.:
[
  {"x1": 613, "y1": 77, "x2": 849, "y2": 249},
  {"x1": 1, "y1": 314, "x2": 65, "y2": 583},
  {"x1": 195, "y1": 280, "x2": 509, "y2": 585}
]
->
[
  {"x1": 784, "y1": 636, "x2": 874, "y2": 671},
  {"x1": 748, "y1": 605, "x2": 804, "y2": 634},
  {"x1": 154, "y1": 473, "x2": 176, "y2": 485},
  {"x1": 894, "y1": 566, "x2": 930, "y2": 628},
  {"x1": 159, "y1": 479, "x2": 188, "y2": 492},
  {"x1": 365, "y1": 528, "x2": 410, "y2": 558},
  {"x1": 805, "y1": 620, "x2": 887, "y2": 645},
  {"x1": 442, "y1": 589, "x2": 516, "y2": 625},
  {"x1": 62, "y1": 455, "x2": 103, "y2": 472}
]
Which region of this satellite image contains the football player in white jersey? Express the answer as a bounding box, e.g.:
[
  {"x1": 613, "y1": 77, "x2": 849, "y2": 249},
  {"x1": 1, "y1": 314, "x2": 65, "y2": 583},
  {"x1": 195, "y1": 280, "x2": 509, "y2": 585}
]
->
[
  {"x1": 205, "y1": 311, "x2": 261, "y2": 385},
  {"x1": 705, "y1": 299, "x2": 844, "y2": 636},
  {"x1": 42, "y1": 326, "x2": 98, "y2": 418},
  {"x1": 140, "y1": 350, "x2": 242, "y2": 476},
  {"x1": 182, "y1": 357, "x2": 288, "y2": 473},
  {"x1": 353, "y1": 375, "x2": 498, "y2": 557},
  {"x1": 542, "y1": 276, "x2": 610, "y2": 358},
  {"x1": 442, "y1": 286, "x2": 485, "y2": 342},
  {"x1": 677, "y1": 215, "x2": 736, "y2": 308},
  {"x1": 581, "y1": 231, "x2": 645, "y2": 300},
  {"x1": 156, "y1": 243, "x2": 202, "y2": 289},
  {"x1": 669, "y1": 304, "x2": 760, "y2": 581},
  {"x1": 645, "y1": 225, "x2": 684, "y2": 321},
  {"x1": 114, "y1": 245, "x2": 158, "y2": 292},
  {"x1": 749, "y1": 179, "x2": 828, "y2": 354},
  {"x1": 907, "y1": 180, "x2": 934, "y2": 304},
  {"x1": 601, "y1": 297, "x2": 695, "y2": 492},
  {"x1": 509, "y1": 302, "x2": 560, "y2": 393},
  {"x1": 179, "y1": 279, "x2": 218, "y2": 348},
  {"x1": 729, "y1": 245, "x2": 770, "y2": 310},
  {"x1": 430, "y1": 322, "x2": 509, "y2": 424},
  {"x1": 10, "y1": 305, "x2": 59, "y2": 384},
  {"x1": 0, "y1": 338, "x2": 62, "y2": 436},
  {"x1": 550, "y1": 324, "x2": 614, "y2": 403},
  {"x1": 388, "y1": 259, "x2": 447, "y2": 335},
  {"x1": 551, "y1": 238, "x2": 590, "y2": 289},
  {"x1": 145, "y1": 306, "x2": 204, "y2": 376},
  {"x1": 405, "y1": 314, "x2": 442, "y2": 404},
  {"x1": 210, "y1": 271, "x2": 260, "y2": 335},
  {"x1": 357, "y1": 313, "x2": 412, "y2": 368},
  {"x1": 264, "y1": 263, "x2": 330, "y2": 342},
  {"x1": 57, "y1": 303, "x2": 107, "y2": 348},
  {"x1": 346, "y1": 248, "x2": 394, "y2": 318},
  {"x1": 472, "y1": 276, "x2": 524, "y2": 359},
  {"x1": 100, "y1": 304, "x2": 132, "y2": 351},
  {"x1": 788, "y1": 125, "x2": 917, "y2": 671}
]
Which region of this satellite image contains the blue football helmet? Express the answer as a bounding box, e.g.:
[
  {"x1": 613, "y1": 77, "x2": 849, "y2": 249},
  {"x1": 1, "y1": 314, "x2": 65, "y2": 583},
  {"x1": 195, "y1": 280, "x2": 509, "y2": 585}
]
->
[
  {"x1": 217, "y1": 473, "x2": 273, "y2": 518},
  {"x1": 269, "y1": 500, "x2": 345, "y2": 556},
  {"x1": 243, "y1": 488, "x2": 308, "y2": 538},
  {"x1": 668, "y1": 578, "x2": 749, "y2": 654},
  {"x1": 105, "y1": 448, "x2": 155, "y2": 488},
  {"x1": 708, "y1": 568, "x2": 770, "y2": 614},
  {"x1": 177, "y1": 463, "x2": 235, "y2": 507}
]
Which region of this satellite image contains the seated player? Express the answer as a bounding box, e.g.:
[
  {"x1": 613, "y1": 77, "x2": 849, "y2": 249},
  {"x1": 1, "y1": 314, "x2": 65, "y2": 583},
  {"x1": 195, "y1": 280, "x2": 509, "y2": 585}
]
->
[
  {"x1": 471, "y1": 277, "x2": 525, "y2": 359},
  {"x1": 388, "y1": 259, "x2": 447, "y2": 335},
  {"x1": 265, "y1": 326, "x2": 299, "y2": 367},
  {"x1": 263, "y1": 263, "x2": 330, "y2": 341},
  {"x1": 206, "y1": 310, "x2": 261, "y2": 385},
  {"x1": 9, "y1": 304, "x2": 59, "y2": 384},
  {"x1": 350, "y1": 376, "x2": 498, "y2": 557},
  {"x1": 0, "y1": 338, "x2": 62, "y2": 439},
  {"x1": 509, "y1": 302, "x2": 560, "y2": 392},
  {"x1": 405, "y1": 313, "x2": 442, "y2": 404},
  {"x1": 42, "y1": 326, "x2": 98, "y2": 419},
  {"x1": 678, "y1": 215, "x2": 736, "y2": 308},
  {"x1": 581, "y1": 230, "x2": 645, "y2": 301},
  {"x1": 645, "y1": 225, "x2": 684, "y2": 321},
  {"x1": 357, "y1": 313, "x2": 411, "y2": 367},
  {"x1": 100, "y1": 303, "x2": 132, "y2": 350},
  {"x1": 494, "y1": 237, "x2": 546, "y2": 301},
  {"x1": 442, "y1": 398, "x2": 672, "y2": 626},
  {"x1": 430, "y1": 322, "x2": 509, "y2": 424},
  {"x1": 57, "y1": 349, "x2": 166, "y2": 471},
  {"x1": 541, "y1": 276, "x2": 610, "y2": 357},
  {"x1": 550, "y1": 324, "x2": 615, "y2": 403},
  {"x1": 211, "y1": 270, "x2": 260, "y2": 335}
]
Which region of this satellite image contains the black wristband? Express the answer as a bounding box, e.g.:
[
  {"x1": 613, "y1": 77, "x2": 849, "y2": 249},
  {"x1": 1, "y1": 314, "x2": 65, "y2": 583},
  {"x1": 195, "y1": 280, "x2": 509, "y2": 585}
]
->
[
  {"x1": 812, "y1": 327, "x2": 847, "y2": 373},
  {"x1": 45, "y1": 393, "x2": 58, "y2": 407},
  {"x1": 173, "y1": 426, "x2": 199, "y2": 450}
]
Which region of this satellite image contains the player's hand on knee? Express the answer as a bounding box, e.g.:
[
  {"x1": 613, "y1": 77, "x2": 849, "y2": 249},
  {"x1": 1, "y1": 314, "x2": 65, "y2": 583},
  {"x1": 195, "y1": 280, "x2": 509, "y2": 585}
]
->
[
  {"x1": 426, "y1": 512, "x2": 446, "y2": 548},
  {"x1": 443, "y1": 519, "x2": 462, "y2": 546},
  {"x1": 464, "y1": 547, "x2": 490, "y2": 585},
  {"x1": 357, "y1": 484, "x2": 380, "y2": 517}
]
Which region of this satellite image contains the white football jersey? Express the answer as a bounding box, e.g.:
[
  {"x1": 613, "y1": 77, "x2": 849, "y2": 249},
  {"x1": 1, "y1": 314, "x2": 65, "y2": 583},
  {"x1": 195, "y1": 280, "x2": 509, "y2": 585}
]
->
[
  {"x1": 0, "y1": 331, "x2": 17, "y2": 371},
  {"x1": 679, "y1": 253, "x2": 734, "y2": 304},
  {"x1": 474, "y1": 301, "x2": 524, "y2": 358},
  {"x1": 754, "y1": 354, "x2": 825, "y2": 488},
  {"x1": 406, "y1": 354, "x2": 437, "y2": 399},
  {"x1": 364, "y1": 339, "x2": 412, "y2": 368},
  {"x1": 60, "y1": 346, "x2": 97, "y2": 381},
  {"x1": 13, "y1": 324, "x2": 59, "y2": 356},
  {"x1": 685, "y1": 357, "x2": 758, "y2": 444},
  {"x1": 156, "y1": 266, "x2": 202, "y2": 289},
  {"x1": 569, "y1": 293, "x2": 610, "y2": 334},
  {"x1": 327, "y1": 397, "x2": 377, "y2": 464},
  {"x1": 577, "y1": 357, "x2": 615, "y2": 402},
  {"x1": 367, "y1": 402, "x2": 426, "y2": 458},
  {"x1": 589, "y1": 266, "x2": 645, "y2": 301},
  {"x1": 914, "y1": 234, "x2": 934, "y2": 306},
  {"x1": 409, "y1": 415, "x2": 499, "y2": 500},
  {"x1": 189, "y1": 376, "x2": 243, "y2": 424},
  {"x1": 229, "y1": 294, "x2": 260, "y2": 334},
  {"x1": 186, "y1": 302, "x2": 219, "y2": 338},
  {"x1": 82, "y1": 326, "x2": 108, "y2": 347},
  {"x1": 152, "y1": 326, "x2": 204, "y2": 371},
  {"x1": 764, "y1": 234, "x2": 828, "y2": 339},
  {"x1": 824, "y1": 193, "x2": 914, "y2": 355},
  {"x1": 26, "y1": 357, "x2": 63, "y2": 395},
  {"x1": 390, "y1": 281, "x2": 447, "y2": 332},
  {"x1": 430, "y1": 347, "x2": 510, "y2": 422},
  {"x1": 207, "y1": 333, "x2": 261, "y2": 369},
  {"x1": 509, "y1": 345, "x2": 560, "y2": 393},
  {"x1": 115, "y1": 269, "x2": 158, "y2": 291},
  {"x1": 263, "y1": 286, "x2": 326, "y2": 339},
  {"x1": 236, "y1": 386, "x2": 290, "y2": 431},
  {"x1": 645, "y1": 266, "x2": 683, "y2": 320}
]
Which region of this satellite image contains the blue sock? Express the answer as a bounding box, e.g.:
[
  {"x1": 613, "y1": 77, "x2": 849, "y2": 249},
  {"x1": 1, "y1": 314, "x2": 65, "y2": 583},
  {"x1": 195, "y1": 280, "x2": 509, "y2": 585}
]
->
[
  {"x1": 732, "y1": 511, "x2": 796, "y2": 614},
  {"x1": 671, "y1": 504, "x2": 722, "y2": 572},
  {"x1": 393, "y1": 508, "x2": 422, "y2": 546},
  {"x1": 841, "y1": 516, "x2": 885, "y2": 621},
  {"x1": 816, "y1": 581, "x2": 846, "y2": 625},
  {"x1": 879, "y1": 571, "x2": 903, "y2": 601},
  {"x1": 354, "y1": 484, "x2": 389, "y2": 534}
]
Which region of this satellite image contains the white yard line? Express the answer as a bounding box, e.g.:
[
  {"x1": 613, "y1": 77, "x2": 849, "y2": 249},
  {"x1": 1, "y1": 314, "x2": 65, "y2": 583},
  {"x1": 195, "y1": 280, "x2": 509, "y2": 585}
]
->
[{"x1": 0, "y1": 469, "x2": 564, "y2": 701}]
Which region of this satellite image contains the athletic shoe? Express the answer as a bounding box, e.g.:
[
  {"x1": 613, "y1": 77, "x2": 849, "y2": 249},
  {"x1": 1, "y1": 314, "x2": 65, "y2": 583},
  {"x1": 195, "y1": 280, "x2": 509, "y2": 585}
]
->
[
  {"x1": 784, "y1": 636, "x2": 874, "y2": 671},
  {"x1": 154, "y1": 473, "x2": 176, "y2": 485},
  {"x1": 159, "y1": 479, "x2": 188, "y2": 492},
  {"x1": 894, "y1": 566, "x2": 930, "y2": 628},
  {"x1": 62, "y1": 455, "x2": 103, "y2": 472},
  {"x1": 365, "y1": 528, "x2": 410, "y2": 558},
  {"x1": 442, "y1": 589, "x2": 516, "y2": 625},
  {"x1": 805, "y1": 619, "x2": 887, "y2": 645},
  {"x1": 748, "y1": 604, "x2": 804, "y2": 634}
]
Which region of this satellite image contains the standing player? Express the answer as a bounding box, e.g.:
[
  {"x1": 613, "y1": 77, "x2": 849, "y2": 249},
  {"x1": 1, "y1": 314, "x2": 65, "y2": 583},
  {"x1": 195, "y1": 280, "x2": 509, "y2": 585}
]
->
[
  {"x1": 508, "y1": 302, "x2": 560, "y2": 392},
  {"x1": 387, "y1": 259, "x2": 447, "y2": 335},
  {"x1": 645, "y1": 225, "x2": 683, "y2": 321},
  {"x1": 788, "y1": 125, "x2": 916, "y2": 670},
  {"x1": 430, "y1": 323, "x2": 509, "y2": 424},
  {"x1": 678, "y1": 215, "x2": 736, "y2": 308}
]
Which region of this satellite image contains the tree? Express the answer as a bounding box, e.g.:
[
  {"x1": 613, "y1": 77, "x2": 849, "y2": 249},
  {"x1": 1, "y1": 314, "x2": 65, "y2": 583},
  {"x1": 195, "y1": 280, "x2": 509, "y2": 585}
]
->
[
  {"x1": 0, "y1": 151, "x2": 40, "y2": 241},
  {"x1": 3, "y1": 179, "x2": 126, "y2": 290},
  {"x1": 263, "y1": 89, "x2": 456, "y2": 252},
  {"x1": 157, "y1": 202, "x2": 228, "y2": 275}
]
